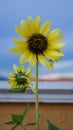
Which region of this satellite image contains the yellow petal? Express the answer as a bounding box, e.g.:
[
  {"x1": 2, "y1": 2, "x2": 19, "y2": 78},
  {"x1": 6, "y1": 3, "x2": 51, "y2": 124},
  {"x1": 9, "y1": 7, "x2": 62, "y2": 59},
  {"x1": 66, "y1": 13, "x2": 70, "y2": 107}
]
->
[
  {"x1": 28, "y1": 73, "x2": 33, "y2": 79},
  {"x1": 8, "y1": 78, "x2": 15, "y2": 83},
  {"x1": 25, "y1": 68, "x2": 30, "y2": 75},
  {"x1": 20, "y1": 50, "x2": 30, "y2": 64},
  {"x1": 38, "y1": 55, "x2": 50, "y2": 69},
  {"x1": 20, "y1": 20, "x2": 26, "y2": 28},
  {"x1": 29, "y1": 53, "x2": 36, "y2": 68},
  {"x1": 49, "y1": 34, "x2": 64, "y2": 43},
  {"x1": 8, "y1": 72, "x2": 15, "y2": 77},
  {"x1": 21, "y1": 19, "x2": 32, "y2": 36},
  {"x1": 34, "y1": 16, "x2": 40, "y2": 33},
  {"x1": 19, "y1": 65, "x2": 24, "y2": 72},
  {"x1": 15, "y1": 26, "x2": 28, "y2": 39},
  {"x1": 28, "y1": 16, "x2": 40, "y2": 34},
  {"x1": 47, "y1": 29, "x2": 64, "y2": 43},
  {"x1": 13, "y1": 64, "x2": 19, "y2": 73},
  {"x1": 28, "y1": 16, "x2": 33, "y2": 24},
  {"x1": 7, "y1": 79, "x2": 13, "y2": 84},
  {"x1": 44, "y1": 50, "x2": 64, "y2": 60},
  {"x1": 55, "y1": 57, "x2": 62, "y2": 61},
  {"x1": 15, "y1": 25, "x2": 31, "y2": 39},
  {"x1": 9, "y1": 48, "x2": 25, "y2": 54},
  {"x1": 40, "y1": 20, "x2": 51, "y2": 35},
  {"x1": 49, "y1": 43, "x2": 65, "y2": 50},
  {"x1": 13, "y1": 38, "x2": 27, "y2": 47},
  {"x1": 49, "y1": 61, "x2": 54, "y2": 69},
  {"x1": 27, "y1": 16, "x2": 35, "y2": 34},
  {"x1": 22, "y1": 21, "x2": 34, "y2": 40},
  {"x1": 10, "y1": 82, "x2": 18, "y2": 88},
  {"x1": 47, "y1": 29, "x2": 60, "y2": 40},
  {"x1": 21, "y1": 19, "x2": 34, "y2": 38}
]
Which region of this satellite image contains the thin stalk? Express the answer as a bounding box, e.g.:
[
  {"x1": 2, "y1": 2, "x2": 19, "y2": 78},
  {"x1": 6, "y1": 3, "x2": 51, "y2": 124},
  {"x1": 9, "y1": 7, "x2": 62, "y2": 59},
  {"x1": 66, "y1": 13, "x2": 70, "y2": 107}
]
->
[
  {"x1": 20, "y1": 123, "x2": 26, "y2": 130},
  {"x1": 35, "y1": 56, "x2": 39, "y2": 130}
]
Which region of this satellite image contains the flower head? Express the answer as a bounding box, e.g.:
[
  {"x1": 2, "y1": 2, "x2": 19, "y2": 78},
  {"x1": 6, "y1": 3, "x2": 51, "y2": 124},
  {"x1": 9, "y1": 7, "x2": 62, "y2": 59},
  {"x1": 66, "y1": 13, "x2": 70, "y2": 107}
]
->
[
  {"x1": 8, "y1": 64, "x2": 33, "y2": 90},
  {"x1": 10, "y1": 16, "x2": 65, "y2": 69}
]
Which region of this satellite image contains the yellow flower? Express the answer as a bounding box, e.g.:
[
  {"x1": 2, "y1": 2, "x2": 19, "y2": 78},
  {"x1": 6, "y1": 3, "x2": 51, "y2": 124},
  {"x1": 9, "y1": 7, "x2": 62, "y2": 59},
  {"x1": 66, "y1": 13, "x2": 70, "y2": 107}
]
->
[
  {"x1": 10, "y1": 16, "x2": 65, "y2": 69},
  {"x1": 8, "y1": 64, "x2": 33, "y2": 89}
]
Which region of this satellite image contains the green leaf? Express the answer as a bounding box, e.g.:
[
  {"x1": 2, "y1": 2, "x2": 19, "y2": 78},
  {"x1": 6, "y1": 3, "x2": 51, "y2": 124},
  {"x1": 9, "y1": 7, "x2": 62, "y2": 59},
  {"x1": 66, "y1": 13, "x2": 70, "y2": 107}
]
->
[
  {"x1": 6, "y1": 104, "x2": 30, "y2": 127},
  {"x1": 11, "y1": 114, "x2": 23, "y2": 124},
  {"x1": 47, "y1": 120, "x2": 61, "y2": 130},
  {"x1": 5, "y1": 121, "x2": 15, "y2": 125},
  {"x1": 24, "y1": 127, "x2": 26, "y2": 130},
  {"x1": 22, "y1": 104, "x2": 30, "y2": 120},
  {"x1": 11, "y1": 124, "x2": 18, "y2": 130},
  {"x1": 9, "y1": 87, "x2": 27, "y2": 93},
  {"x1": 26, "y1": 122, "x2": 36, "y2": 126}
]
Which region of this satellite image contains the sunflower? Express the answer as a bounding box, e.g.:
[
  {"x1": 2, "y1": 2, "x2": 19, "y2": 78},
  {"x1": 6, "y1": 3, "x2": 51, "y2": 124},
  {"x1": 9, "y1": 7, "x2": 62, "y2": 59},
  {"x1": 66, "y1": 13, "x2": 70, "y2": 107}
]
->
[
  {"x1": 8, "y1": 64, "x2": 33, "y2": 89},
  {"x1": 10, "y1": 16, "x2": 65, "y2": 69}
]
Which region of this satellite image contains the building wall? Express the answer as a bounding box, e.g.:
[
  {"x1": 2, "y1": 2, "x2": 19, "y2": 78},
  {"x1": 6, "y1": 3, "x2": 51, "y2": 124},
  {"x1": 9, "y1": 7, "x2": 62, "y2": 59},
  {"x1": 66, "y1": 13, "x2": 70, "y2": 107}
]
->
[{"x1": 0, "y1": 103, "x2": 73, "y2": 130}]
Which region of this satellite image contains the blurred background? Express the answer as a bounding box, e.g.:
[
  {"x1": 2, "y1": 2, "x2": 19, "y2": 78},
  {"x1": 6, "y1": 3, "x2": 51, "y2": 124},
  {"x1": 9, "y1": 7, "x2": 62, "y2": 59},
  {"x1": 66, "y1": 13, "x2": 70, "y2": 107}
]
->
[{"x1": 0, "y1": 0, "x2": 73, "y2": 80}]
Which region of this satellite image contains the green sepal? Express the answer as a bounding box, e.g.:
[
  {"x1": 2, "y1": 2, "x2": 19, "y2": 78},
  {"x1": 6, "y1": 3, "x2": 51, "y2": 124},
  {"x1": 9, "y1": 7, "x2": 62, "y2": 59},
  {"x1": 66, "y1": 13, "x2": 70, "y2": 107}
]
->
[
  {"x1": 47, "y1": 120, "x2": 61, "y2": 130},
  {"x1": 8, "y1": 87, "x2": 27, "y2": 93},
  {"x1": 29, "y1": 85, "x2": 36, "y2": 93}
]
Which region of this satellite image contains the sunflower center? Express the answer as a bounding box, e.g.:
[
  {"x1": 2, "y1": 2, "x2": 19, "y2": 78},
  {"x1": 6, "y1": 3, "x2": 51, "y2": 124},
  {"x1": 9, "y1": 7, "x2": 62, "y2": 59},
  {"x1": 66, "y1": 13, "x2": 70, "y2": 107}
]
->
[
  {"x1": 28, "y1": 33, "x2": 48, "y2": 54},
  {"x1": 15, "y1": 72, "x2": 27, "y2": 85}
]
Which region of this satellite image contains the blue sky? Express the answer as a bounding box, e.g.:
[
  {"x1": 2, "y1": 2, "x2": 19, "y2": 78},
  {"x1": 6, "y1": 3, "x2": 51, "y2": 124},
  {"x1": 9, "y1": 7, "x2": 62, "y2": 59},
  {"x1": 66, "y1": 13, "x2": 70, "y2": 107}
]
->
[{"x1": 0, "y1": 0, "x2": 73, "y2": 76}]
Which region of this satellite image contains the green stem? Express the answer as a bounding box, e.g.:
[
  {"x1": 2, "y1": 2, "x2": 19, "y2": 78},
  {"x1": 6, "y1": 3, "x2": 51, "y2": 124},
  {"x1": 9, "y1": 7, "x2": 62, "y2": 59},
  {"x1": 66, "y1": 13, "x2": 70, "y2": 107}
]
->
[
  {"x1": 35, "y1": 56, "x2": 39, "y2": 130},
  {"x1": 21, "y1": 123, "x2": 25, "y2": 130},
  {"x1": 39, "y1": 114, "x2": 48, "y2": 121}
]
